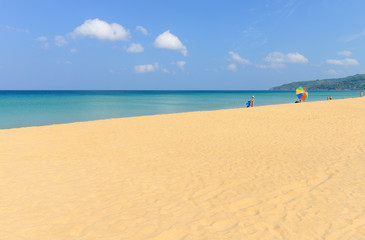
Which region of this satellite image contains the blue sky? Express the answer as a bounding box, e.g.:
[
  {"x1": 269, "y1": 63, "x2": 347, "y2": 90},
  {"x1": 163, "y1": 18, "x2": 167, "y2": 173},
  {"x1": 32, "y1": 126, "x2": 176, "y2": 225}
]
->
[{"x1": 1, "y1": 0, "x2": 365, "y2": 90}]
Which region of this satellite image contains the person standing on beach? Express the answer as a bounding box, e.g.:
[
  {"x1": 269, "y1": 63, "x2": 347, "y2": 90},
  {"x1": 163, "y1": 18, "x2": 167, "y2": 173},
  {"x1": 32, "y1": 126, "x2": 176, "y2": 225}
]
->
[
  {"x1": 361, "y1": 91, "x2": 363, "y2": 97},
  {"x1": 250, "y1": 96, "x2": 255, "y2": 107},
  {"x1": 330, "y1": 96, "x2": 332, "y2": 100}
]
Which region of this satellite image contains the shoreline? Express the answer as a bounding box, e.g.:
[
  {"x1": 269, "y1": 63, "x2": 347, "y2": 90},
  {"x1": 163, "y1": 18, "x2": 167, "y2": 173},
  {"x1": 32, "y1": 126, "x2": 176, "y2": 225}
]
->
[
  {"x1": 1, "y1": 97, "x2": 364, "y2": 239},
  {"x1": 1, "y1": 96, "x2": 362, "y2": 131}
]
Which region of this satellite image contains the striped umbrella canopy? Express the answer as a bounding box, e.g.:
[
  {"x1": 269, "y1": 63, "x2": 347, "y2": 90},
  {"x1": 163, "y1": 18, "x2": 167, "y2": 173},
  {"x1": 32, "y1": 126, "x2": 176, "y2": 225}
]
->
[{"x1": 296, "y1": 86, "x2": 308, "y2": 101}]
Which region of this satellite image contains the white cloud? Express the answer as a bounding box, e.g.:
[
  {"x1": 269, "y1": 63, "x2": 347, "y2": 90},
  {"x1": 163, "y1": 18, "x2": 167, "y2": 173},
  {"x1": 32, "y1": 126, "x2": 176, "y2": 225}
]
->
[
  {"x1": 337, "y1": 50, "x2": 352, "y2": 57},
  {"x1": 257, "y1": 63, "x2": 285, "y2": 69},
  {"x1": 286, "y1": 52, "x2": 308, "y2": 63},
  {"x1": 326, "y1": 58, "x2": 359, "y2": 66},
  {"x1": 135, "y1": 63, "x2": 159, "y2": 73},
  {"x1": 5, "y1": 25, "x2": 29, "y2": 33},
  {"x1": 265, "y1": 52, "x2": 308, "y2": 63},
  {"x1": 70, "y1": 48, "x2": 78, "y2": 53},
  {"x1": 134, "y1": 63, "x2": 169, "y2": 73},
  {"x1": 229, "y1": 51, "x2": 250, "y2": 64},
  {"x1": 36, "y1": 36, "x2": 47, "y2": 42},
  {"x1": 126, "y1": 43, "x2": 144, "y2": 53},
  {"x1": 65, "y1": 61, "x2": 72, "y2": 65},
  {"x1": 228, "y1": 63, "x2": 237, "y2": 71},
  {"x1": 136, "y1": 26, "x2": 148, "y2": 35},
  {"x1": 54, "y1": 35, "x2": 68, "y2": 47},
  {"x1": 175, "y1": 61, "x2": 186, "y2": 70},
  {"x1": 265, "y1": 52, "x2": 286, "y2": 63},
  {"x1": 154, "y1": 30, "x2": 187, "y2": 56},
  {"x1": 72, "y1": 18, "x2": 130, "y2": 41}
]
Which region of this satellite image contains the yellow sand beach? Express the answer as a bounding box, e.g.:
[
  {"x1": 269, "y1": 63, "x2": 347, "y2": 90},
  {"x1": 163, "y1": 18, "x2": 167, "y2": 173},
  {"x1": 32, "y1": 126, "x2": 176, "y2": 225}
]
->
[{"x1": 1, "y1": 98, "x2": 365, "y2": 239}]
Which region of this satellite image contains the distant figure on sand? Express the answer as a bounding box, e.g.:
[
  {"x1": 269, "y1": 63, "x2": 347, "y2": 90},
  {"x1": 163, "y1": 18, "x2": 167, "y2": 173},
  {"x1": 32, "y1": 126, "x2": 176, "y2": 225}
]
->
[
  {"x1": 361, "y1": 91, "x2": 363, "y2": 97},
  {"x1": 246, "y1": 96, "x2": 254, "y2": 108},
  {"x1": 327, "y1": 97, "x2": 329, "y2": 100},
  {"x1": 250, "y1": 96, "x2": 255, "y2": 107},
  {"x1": 330, "y1": 96, "x2": 332, "y2": 100}
]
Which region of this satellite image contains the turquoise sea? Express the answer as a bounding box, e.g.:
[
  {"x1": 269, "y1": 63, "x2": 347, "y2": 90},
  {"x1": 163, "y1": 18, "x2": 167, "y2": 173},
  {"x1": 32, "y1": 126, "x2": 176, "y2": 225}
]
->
[{"x1": 0, "y1": 90, "x2": 360, "y2": 129}]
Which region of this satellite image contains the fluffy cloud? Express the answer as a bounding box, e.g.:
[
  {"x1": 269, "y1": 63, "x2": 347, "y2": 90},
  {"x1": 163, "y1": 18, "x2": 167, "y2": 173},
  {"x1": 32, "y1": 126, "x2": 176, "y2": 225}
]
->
[
  {"x1": 136, "y1": 26, "x2": 148, "y2": 35},
  {"x1": 54, "y1": 35, "x2": 68, "y2": 47},
  {"x1": 286, "y1": 52, "x2": 308, "y2": 63},
  {"x1": 36, "y1": 36, "x2": 47, "y2": 42},
  {"x1": 70, "y1": 48, "x2": 78, "y2": 53},
  {"x1": 228, "y1": 63, "x2": 237, "y2": 71},
  {"x1": 257, "y1": 63, "x2": 285, "y2": 69},
  {"x1": 134, "y1": 63, "x2": 169, "y2": 73},
  {"x1": 176, "y1": 61, "x2": 186, "y2": 70},
  {"x1": 265, "y1": 52, "x2": 308, "y2": 63},
  {"x1": 154, "y1": 30, "x2": 187, "y2": 56},
  {"x1": 337, "y1": 50, "x2": 352, "y2": 57},
  {"x1": 135, "y1": 63, "x2": 159, "y2": 73},
  {"x1": 259, "y1": 51, "x2": 308, "y2": 68},
  {"x1": 126, "y1": 43, "x2": 144, "y2": 53},
  {"x1": 326, "y1": 58, "x2": 359, "y2": 66},
  {"x1": 265, "y1": 52, "x2": 286, "y2": 63},
  {"x1": 72, "y1": 18, "x2": 130, "y2": 41},
  {"x1": 229, "y1": 51, "x2": 250, "y2": 64}
]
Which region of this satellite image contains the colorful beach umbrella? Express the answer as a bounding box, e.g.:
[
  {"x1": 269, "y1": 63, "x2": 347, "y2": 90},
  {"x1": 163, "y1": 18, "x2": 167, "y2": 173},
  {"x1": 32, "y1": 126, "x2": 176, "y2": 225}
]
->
[{"x1": 296, "y1": 86, "x2": 308, "y2": 101}]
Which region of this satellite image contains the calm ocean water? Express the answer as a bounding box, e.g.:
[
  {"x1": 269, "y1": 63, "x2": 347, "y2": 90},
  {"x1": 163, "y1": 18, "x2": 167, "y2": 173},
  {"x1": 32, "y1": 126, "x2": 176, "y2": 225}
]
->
[{"x1": 0, "y1": 90, "x2": 360, "y2": 129}]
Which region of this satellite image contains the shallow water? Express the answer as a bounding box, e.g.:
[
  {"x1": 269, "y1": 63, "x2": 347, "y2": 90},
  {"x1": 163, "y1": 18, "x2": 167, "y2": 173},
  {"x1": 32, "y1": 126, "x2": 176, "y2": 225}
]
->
[{"x1": 0, "y1": 90, "x2": 360, "y2": 129}]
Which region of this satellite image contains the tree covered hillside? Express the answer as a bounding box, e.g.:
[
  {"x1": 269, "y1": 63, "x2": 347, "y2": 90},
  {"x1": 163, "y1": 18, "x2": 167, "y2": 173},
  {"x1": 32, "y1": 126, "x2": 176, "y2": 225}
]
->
[{"x1": 271, "y1": 74, "x2": 365, "y2": 90}]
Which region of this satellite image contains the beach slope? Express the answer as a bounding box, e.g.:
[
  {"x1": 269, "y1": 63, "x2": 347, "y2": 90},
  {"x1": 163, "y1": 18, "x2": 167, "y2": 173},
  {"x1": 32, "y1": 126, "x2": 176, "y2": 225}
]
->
[{"x1": 1, "y1": 98, "x2": 365, "y2": 239}]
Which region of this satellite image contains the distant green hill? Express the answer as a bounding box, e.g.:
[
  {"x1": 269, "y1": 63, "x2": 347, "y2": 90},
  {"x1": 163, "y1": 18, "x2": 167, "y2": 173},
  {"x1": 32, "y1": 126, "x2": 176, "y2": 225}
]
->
[{"x1": 270, "y1": 74, "x2": 365, "y2": 90}]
